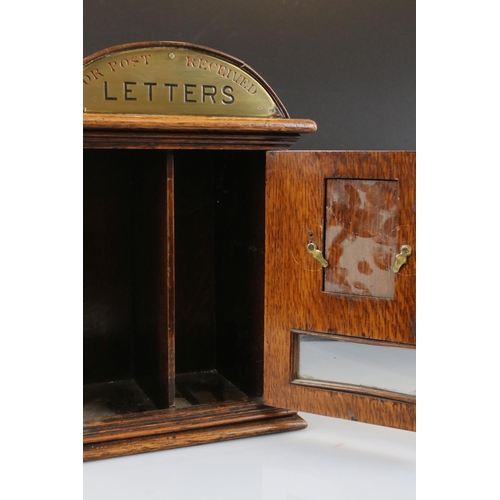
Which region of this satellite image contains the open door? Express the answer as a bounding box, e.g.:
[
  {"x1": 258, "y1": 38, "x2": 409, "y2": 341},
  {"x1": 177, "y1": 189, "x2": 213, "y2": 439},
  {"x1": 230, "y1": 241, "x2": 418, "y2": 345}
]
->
[{"x1": 264, "y1": 151, "x2": 415, "y2": 430}]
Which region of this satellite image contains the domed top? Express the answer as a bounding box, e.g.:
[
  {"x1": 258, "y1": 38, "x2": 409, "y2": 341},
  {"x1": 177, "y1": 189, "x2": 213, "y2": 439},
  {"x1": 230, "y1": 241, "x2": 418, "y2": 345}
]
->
[{"x1": 83, "y1": 41, "x2": 289, "y2": 118}]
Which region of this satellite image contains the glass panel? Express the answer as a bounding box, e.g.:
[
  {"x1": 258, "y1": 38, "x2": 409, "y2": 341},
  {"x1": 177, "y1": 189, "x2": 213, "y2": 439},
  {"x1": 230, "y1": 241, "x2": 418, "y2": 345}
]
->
[
  {"x1": 296, "y1": 334, "x2": 416, "y2": 398},
  {"x1": 324, "y1": 179, "x2": 398, "y2": 299}
]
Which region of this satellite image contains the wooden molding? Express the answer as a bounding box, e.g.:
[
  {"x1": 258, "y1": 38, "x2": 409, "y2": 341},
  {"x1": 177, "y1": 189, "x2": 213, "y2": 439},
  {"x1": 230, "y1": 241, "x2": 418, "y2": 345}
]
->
[
  {"x1": 83, "y1": 114, "x2": 316, "y2": 150},
  {"x1": 83, "y1": 399, "x2": 306, "y2": 461}
]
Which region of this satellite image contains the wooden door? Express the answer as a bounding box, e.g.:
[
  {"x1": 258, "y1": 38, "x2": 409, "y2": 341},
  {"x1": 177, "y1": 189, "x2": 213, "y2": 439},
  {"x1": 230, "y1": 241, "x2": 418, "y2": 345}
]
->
[{"x1": 264, "y1": 151, "x2": 416, "y2": 430}]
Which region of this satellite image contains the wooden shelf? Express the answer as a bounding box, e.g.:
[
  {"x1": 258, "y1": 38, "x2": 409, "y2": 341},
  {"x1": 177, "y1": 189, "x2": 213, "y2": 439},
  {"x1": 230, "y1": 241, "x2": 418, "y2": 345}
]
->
[
  {"x1": 83, "y1": 113, "x2": 317, "y2": 133},
  {"x1": 83, "y1": 113, "x2": 317, "y2": 149}
]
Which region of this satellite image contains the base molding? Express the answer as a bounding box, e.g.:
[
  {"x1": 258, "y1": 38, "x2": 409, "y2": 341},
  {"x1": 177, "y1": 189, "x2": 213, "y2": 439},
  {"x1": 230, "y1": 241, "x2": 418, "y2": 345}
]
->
[{"x1": 83, "y1": 400, "x2": 306, "y2": 461}]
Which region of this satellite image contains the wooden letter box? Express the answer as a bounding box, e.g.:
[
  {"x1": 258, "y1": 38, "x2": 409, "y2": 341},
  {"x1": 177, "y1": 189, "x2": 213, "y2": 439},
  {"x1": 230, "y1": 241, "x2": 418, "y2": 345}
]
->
[{"x1": 83, "y1": 42, "x2": 415, "y2": 461}]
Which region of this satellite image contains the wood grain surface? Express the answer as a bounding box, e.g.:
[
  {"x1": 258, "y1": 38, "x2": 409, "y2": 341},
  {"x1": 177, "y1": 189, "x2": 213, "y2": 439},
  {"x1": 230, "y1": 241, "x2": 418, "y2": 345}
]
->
[
  {"x1": 264, "y1": 151, "x2": 416, "y2": 431},
  {"x1": 83, "y1": 399, "x2": 306, "y2": 461},
  {"x1": 83, "y1": 115, "x2": 316, "y2": 150},
  {"x1": 83, "y1": 113, "x2": 317, "y2": 133},
  {"x1": 83, "y1": 114, "x2": 316, "y2": 459}
]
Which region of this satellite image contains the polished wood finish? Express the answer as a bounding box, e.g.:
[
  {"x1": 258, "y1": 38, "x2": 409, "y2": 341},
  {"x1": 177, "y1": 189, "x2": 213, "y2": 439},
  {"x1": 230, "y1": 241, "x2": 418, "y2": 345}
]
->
[
  {"x1": 83, "y1": 44, "x2": 416, "y2": 461},
  {"x1": 264, "y1": 151, "x2": 416, "y2": 431},
  {"x1": 84, "y1": 401, "x2": 306, "y2": 461},
  {"x1": 83, "y1": 114, "x2": 317, "y2": 132},
  {"x1": 165, "y1": 156, "x2": 176, "y2": 404},
  {"x1": 83, "y1": 114, "x2": 314, "y2": 460},
  {"x1": 83, "y1": 114, "x2": 316, "y2": 150}
]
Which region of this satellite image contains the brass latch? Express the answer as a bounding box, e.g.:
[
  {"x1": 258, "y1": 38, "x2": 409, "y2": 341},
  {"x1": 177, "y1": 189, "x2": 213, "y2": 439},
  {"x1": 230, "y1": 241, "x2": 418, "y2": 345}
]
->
[
  {"x1": 307, "y1": 242, "x2": 329, "y2": 268},
  {"x1": 392, "y1": 244, "x2": 413, "y2": 273}
]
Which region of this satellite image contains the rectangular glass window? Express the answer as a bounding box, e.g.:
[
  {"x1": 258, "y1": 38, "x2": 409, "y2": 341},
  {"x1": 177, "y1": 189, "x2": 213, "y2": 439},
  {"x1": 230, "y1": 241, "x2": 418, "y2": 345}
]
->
[
  {"x1": 295, "y1": 333, "x2": 416, "y2": 401},
  {"x1": 324, "y1": 179, "x2": 399, "y2": 299}
]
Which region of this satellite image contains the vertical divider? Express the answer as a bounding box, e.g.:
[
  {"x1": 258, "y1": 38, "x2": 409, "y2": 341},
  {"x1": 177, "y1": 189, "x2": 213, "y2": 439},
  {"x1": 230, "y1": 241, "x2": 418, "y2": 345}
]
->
[
  {"x1": 166, "y1": 153, "x2": 176, "y2": 407},
  {"x1": 132, "y1": 150, "x2": 175, "y2": 409}
]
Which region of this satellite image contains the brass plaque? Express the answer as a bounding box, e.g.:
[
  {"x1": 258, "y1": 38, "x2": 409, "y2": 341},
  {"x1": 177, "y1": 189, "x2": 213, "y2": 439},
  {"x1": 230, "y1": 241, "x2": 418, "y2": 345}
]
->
[{"x1": 83, "y1": 44, "x2": 285, "y2": 117}]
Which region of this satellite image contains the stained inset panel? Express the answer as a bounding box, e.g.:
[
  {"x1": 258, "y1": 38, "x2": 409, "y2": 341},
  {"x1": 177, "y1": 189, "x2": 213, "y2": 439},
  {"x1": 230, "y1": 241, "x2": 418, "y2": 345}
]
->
[{"x1": 324, "y1": 179, "x2": 398, "y2": 299}]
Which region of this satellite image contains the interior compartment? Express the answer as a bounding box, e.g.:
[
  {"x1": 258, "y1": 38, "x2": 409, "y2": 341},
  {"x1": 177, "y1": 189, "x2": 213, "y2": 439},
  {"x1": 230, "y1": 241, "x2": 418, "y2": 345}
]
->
[
  {"x1": 83, "y1": 149, "x2": 265, "y2": 423},
  {"x1": 173, "y1": 150, "x2": 265, "y2": 406}
]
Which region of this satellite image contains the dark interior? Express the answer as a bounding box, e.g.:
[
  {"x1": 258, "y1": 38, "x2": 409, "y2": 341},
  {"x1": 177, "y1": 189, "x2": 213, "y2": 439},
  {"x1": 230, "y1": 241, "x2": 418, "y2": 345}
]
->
[{"x1": 83, "y1": 149, "x2": 265, "y2": 422}]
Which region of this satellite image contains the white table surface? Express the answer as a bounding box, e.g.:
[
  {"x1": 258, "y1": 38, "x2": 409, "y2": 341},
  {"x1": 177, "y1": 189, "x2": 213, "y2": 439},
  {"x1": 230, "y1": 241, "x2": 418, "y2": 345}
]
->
[{"x1": 83, "y1": 412, "x2": 415, "y2": 500}]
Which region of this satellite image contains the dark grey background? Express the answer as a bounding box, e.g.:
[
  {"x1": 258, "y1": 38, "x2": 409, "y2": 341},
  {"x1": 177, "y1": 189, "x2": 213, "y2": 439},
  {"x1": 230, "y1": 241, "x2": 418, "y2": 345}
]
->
[{"x1": 84, "y1": 0, "x2": 415, "y2": 150}]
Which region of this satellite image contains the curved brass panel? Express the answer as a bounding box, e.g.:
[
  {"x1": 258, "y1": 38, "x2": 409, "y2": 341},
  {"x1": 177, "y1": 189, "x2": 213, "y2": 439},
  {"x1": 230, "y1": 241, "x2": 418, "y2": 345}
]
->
[{"x1": 83, "y1": 42, "x2": 288, "y2": 118}]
